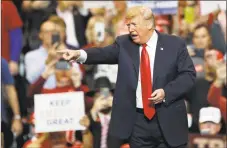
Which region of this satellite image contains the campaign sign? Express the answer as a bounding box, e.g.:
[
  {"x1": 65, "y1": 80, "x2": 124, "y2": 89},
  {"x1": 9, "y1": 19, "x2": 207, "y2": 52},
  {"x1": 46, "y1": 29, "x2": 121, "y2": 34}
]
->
[{"x1": 34, "y1": 92, "x2": 85, "y2": 133}]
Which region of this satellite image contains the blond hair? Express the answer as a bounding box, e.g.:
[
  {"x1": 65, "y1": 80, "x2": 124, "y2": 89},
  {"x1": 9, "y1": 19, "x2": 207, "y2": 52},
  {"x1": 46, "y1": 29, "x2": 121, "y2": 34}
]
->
[
  {"x1": 126, "y1": 6, "x2": 155, "y2": 27},
  {"x1": 48, "y1": 15, "x2": 66, "y2": 30},
  {"x1": 90, "y1": 7, "x2": 106, "y2": 16},
  {"x1": 86, "y1": 16, "x2": 105, "y2": 43}
]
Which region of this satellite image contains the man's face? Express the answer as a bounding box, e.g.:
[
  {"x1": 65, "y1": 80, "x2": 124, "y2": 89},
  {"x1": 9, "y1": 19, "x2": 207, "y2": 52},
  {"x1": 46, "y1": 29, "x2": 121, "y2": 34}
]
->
[
  {"x1": 199, "y1": 122, "x2": 221, "y2": 135},
  {"x1": 55, "y1": 69, "x2": 73, "y2": 87},
  {"x1": 193, "y1": 27, "x2": 211, "y2": 49},
  {"x1": 126, "y1": 16, "x2": 149, "y2": 44},
  {"x1": 39, "y1": 21, "x2": 58, "y2": 47}
]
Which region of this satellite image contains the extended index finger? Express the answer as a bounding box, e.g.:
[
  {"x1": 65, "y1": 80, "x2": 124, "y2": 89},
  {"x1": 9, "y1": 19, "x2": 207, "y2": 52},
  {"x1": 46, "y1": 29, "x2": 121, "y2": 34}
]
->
[{"x1": 56, "y1": 50, "x2": 68, "y2": 54}]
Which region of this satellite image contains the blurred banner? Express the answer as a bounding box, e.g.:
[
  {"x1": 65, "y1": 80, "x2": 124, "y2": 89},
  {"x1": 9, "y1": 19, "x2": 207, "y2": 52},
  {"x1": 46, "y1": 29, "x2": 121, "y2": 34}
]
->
[
  {"x1": 127, "y1": 1, "x2": 178, "y2": 15},
  {"x1": 188, "y1": 134, "x2": 227, "y2": 148},
  {"x1": 34, "y1": 92, "x2": 86, "y2": 133},
  {"x1": 200, "y1": 1, "x2": 226, "y2": 15},
  {"x1": 83, "y1": 1, "x2": 114, "y2": 9}
]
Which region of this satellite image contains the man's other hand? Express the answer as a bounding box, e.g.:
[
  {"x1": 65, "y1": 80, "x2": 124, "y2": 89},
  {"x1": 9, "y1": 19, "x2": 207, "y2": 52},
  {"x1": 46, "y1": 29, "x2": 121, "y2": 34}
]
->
[
  {"x1": 149, "y1": 89, "x2": 165, "y2": 104},
  {"x1": 11, "y1": 119, "x2": 23, "y2": 136},
  {"x1": 57, "y1": 49, "x2": 81, "y2": 62}
]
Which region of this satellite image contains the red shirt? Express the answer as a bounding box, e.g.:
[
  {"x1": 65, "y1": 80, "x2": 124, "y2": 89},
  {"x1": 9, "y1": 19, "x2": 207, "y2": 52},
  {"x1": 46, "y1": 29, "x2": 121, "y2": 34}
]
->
[
  {"x1": 207, "y1": 84, "x2": 226, "y2": 123},
  {"x1": 1, "y1": 1, "x2": 23, "y2": 61}
]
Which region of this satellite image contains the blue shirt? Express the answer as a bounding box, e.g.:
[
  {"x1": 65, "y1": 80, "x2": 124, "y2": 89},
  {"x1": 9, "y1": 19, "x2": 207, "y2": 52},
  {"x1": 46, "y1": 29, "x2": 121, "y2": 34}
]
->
[
  {"x1": 1, "y1": 58, "x2": 14, "y2": 85},
  {"x1": 1, "y1": 58, "x2": 14, "y2": 123}
]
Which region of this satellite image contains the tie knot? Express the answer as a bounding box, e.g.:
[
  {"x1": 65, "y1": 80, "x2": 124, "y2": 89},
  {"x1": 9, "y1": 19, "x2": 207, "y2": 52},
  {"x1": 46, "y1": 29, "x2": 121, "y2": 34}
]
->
[{"x1": 142, "y1": 44, "x2": 147, "y2": 48}]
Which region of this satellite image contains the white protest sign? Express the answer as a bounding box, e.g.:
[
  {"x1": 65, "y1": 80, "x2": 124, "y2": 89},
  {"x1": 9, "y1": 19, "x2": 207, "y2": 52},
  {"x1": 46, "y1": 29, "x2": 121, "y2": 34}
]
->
[
  {"x1": 34, "y1": 92, "x2": 85, "y2": 133},
  {"x1": 200, "y1": 1, "x2": 226, "y2": 16}
]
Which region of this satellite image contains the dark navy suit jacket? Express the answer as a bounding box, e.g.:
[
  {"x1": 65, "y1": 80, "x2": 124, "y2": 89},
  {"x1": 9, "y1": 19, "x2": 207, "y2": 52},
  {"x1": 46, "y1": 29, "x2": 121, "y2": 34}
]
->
[{"x1": 84, "y1": 31, "x2": 196, "y2": 147}]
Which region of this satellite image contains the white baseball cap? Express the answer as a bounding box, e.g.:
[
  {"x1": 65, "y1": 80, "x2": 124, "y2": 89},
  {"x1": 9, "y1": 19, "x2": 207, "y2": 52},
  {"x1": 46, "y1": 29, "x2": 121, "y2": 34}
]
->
[{"x1": 199, "y1": 107, "x2": 221, "y2": 124}]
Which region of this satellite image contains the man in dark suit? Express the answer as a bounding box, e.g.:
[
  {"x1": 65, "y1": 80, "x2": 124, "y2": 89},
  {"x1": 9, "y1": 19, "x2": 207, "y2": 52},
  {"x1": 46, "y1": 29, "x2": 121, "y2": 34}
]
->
[{"x1": 58, "y1": 6, "x2": 196, "y2": 148}]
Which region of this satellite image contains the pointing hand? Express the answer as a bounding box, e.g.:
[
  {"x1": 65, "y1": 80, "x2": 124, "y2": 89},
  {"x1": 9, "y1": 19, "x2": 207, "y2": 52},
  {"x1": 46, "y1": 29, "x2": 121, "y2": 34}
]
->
[{"x1": 57, "y1": 49, "x2": 81, "y2": 62}]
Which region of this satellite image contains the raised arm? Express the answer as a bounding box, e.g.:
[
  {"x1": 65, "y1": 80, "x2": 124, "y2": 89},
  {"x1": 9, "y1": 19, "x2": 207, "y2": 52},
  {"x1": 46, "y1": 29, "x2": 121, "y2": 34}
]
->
[{"x1": 58, "y1": 37, "x2": 120, "y2": 65}]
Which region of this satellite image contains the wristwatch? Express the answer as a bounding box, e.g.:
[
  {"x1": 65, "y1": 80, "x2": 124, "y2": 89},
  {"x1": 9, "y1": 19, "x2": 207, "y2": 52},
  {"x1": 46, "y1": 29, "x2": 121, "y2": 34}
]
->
[{"x1": 14, "y1": 115, "x2": 21, "y2": 120}]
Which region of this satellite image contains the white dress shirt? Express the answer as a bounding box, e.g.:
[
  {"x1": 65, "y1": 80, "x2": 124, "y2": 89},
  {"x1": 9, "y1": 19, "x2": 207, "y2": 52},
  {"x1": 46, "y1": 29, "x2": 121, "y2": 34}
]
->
[
  {"x1": 56, "y1": 8, "x2": 79, "y2": 48},
  {"x1": 24, "y1": 46, "x2": 56, "y2": 89},
  {"x1": 136, "y1": 31, "x2": 158, "y2": 108},
  {"x1": 77, "y1": 31, "x2": 158, "y2": 108}
]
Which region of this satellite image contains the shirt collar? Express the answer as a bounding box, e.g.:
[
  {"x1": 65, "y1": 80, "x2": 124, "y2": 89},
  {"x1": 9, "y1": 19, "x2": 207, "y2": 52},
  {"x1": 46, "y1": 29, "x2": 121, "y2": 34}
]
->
[
  {"x1": 38, "y1": 45, "x2": 48, "y2": 56},
  {"x1": 146, "y1": 30, "x2": 158, "y2": 48}
]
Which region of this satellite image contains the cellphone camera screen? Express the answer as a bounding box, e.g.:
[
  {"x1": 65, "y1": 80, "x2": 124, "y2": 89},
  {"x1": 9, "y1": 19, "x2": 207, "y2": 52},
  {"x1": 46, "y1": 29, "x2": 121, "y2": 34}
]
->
[
  {"x1": 52, "y1": 33, "x2": 61, "y2": 45},
  {"x1": 55, "y1": 60, "x2": 71, "y2": 70},
  {"x1": 94, "y1": 22, "x2": 105, "y2": 42}
]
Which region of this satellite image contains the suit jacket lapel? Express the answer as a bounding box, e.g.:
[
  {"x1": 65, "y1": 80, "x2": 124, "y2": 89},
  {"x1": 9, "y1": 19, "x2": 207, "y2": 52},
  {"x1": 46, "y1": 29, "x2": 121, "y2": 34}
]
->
[
  {"x1": 128, "y1": 40, "x2": 140, "y2": 77},
  {"x1": 153, "y1": 31, "x2": 163, "y2": 88}
]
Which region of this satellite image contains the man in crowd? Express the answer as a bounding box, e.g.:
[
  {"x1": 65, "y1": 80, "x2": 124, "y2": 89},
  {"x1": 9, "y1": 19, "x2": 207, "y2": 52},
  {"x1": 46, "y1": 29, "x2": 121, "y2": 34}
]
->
[
  {"x1": 59, "y1": 6, "x2": 196, "y2": 148},
  {"x1": 199, "y1": 107, "x2": 222, "y2": 135},
  {"x1": 2, "y1": 1, "x2": 23, "y2": 75},
  {"x1": 56, "y1": 1, "x2": 91, "y2": 48},
  {"x1": 25, "y1": 16, "x2": 77, "y2": 90},
  {"x1": 1, "y1": 58, "x2": 23, "y2": 148}
]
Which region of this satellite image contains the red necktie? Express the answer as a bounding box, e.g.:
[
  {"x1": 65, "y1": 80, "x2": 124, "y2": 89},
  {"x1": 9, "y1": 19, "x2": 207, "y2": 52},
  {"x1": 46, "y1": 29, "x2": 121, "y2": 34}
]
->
[{"x1": 140, "y1": 44, "x2": 156, "y2": 119}]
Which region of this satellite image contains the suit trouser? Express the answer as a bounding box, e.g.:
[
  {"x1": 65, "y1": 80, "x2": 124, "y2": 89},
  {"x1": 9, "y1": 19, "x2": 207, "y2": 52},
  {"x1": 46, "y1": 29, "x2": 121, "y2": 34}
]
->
[
  {"x1": 107, "y1": 110, "x2": 187, "y2": 148},
  {"x1": 129, "y1": 109, "x2": 187, "y2": 148}
]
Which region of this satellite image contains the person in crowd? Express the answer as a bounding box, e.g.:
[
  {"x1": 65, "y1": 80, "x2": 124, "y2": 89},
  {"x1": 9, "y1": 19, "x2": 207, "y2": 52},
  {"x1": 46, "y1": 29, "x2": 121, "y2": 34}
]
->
[
  {"x1": 25, "y1": 20, "x2": 61, "y2": 89},
  {"x1": 1, "y1": 58, "x2": 23, "y2": 148},
  {"x1": 207, "y1": 56, "x2": 226, "y2": 123},
  {"x1": 188, "y1": 24, "x2": 224, "y2": 59},
  {"x1": 25, "y1": 59, "x2": 92, "y2": 147},
  {"x1": 83, "y1": 15, "x2": 116, "y2": 89},
  {"x1": 2, "y1": 1, "x2": 23, "y2": 76},
  {"x1": 22, "y1": 0, "x2": 57, "y2": 50},
  {"x1": 25, "y1": 17, "x2": 78, "y2": 89},
  {"x1": 111, "y1": 1, "x2": 128, "y2": 37},
  {"x1": 199, "y1": 107, "x2": 222, "y2": 135},
  {"x1": 2, "y1": 0, "x2": 28, "y2": 119},
  {"x1": 56, "y1": 0, "x2": 91, "y2": 48},
  {"x1": 155, "y1": 15, "x2": 171, "y2": 34},
  {"x1": 82, "y1": 77, "x2": 129, "y2": 148},
  {"x1": 189, "y1": 24, "x2": 213, "y2": 57}
]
